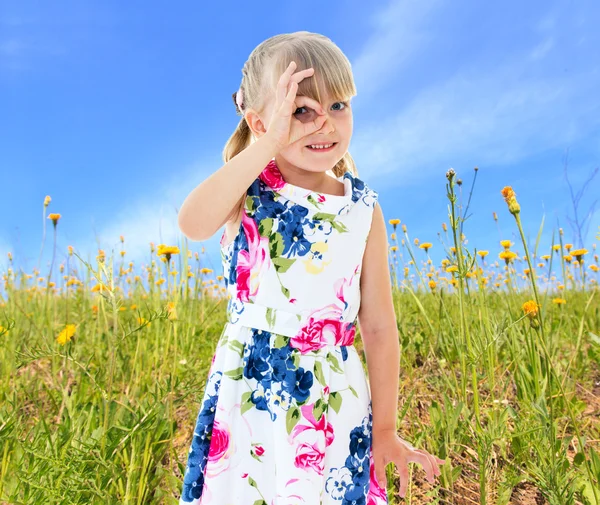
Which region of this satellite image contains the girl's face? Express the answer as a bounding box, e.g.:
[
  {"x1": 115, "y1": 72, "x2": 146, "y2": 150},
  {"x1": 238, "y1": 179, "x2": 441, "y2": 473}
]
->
[{"x1": 248, "y1": 90, "x2": 353, "y2": 174}]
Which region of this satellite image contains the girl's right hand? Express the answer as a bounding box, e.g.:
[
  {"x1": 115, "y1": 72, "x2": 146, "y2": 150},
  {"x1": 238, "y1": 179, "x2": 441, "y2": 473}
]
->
[{"x1": 265, "y1": 61, "x2": 329, "y2": 151}]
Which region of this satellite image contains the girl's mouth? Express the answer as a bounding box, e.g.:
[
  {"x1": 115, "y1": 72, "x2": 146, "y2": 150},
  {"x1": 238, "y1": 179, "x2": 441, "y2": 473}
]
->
[{"x1": 305, "y1": 142, "x2": 337, "y2": 153}]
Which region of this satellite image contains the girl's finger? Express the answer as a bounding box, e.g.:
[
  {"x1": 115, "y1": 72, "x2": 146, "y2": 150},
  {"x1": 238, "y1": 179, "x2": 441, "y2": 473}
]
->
[
  {"x1": 276, "y1": 61, "x2": 297, "y2": 111},
  {"x1": 397, "y1": 463, "x2": 409, "y2": 498},
  {"x1": 412, "y1": 450, "x2": 436, "y2": 483}
]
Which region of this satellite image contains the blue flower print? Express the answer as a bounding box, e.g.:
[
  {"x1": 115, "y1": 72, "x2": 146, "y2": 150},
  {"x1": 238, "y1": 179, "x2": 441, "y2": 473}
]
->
[
  {"x1": 242, "y1": 329, "x2": 271, "y2": 382},
  {"x1": 325, "y1": 466, "x2": 354, "y2": 500},
  {"x1": 181, "y1": 371, "x2": 222, "y2": 502},
  {"x1": 277, "y1": 207, "x2": 312, "y2": 257}
]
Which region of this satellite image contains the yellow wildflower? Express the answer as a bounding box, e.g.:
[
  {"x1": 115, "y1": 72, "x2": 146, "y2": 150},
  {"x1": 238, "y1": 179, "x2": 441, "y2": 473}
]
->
[{"x1": 56, "y1": 324, "x2": 76, "y2": 345}]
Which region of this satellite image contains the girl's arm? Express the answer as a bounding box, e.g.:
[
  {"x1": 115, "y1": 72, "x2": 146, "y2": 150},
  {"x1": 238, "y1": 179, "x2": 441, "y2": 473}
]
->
[
  {"x1": 177, "y1": 133, "x2": 280, "y2": 241},
  {"x1": 357, "y1": 202, "x2": 400, "y2": 435}
]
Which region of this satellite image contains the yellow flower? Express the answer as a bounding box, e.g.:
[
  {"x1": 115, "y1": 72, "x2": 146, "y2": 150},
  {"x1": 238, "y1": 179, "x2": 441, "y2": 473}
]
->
[
  {"x1": 552, "y1": 298, "x2": 566, "y2": 305},
  {"x1": 428, "y1": 280, "x2": 436, "y2": 290},
  {"x1": 389, "y1": 218, "x2": 401, "y2": 226},
  {"x1": 48, "y1": 213, "x2": 62, "y2": 225},
  {"x1": 166, "y1": 301, "x2": 178, "y2": 321},
  {"x1": 137, "y1": 317, "x2": 151, "y2": 327},
  {"x1": 500, "y1": 240, "x2": 512, "y2": 249},
  {"x1": 419, "y1": 242, "x2": 432, "y2": 252},
  {"x1": 56, "y1": 324, "x2": 76, "y2": 345},
  {"x1": 157, "y1": 244, "x2": 180, "y2": 263},
  {"x1": 570, "y1": 248, "x2": 588, "y2": 261},
  {"x1": 44, "y1": 195, "x2": 51, "y2": 206},
  {"x1": 446, "y1": 265, "x2": 458, "y2": 273},
  {"x1": 477, "y1": 250, "x2": 489, "y2": 257},
  {"x1": 501, "y1": 186, "x2": 520, "y2": 214},
  {"x1": 441, "y1": 223, "x2": 447, "y2": 232},
  {"x1": 522, "y1": 300, "x2": 540, "y2": 319},
  {"x1": 552, "y1": 244, "x2": 561, "y2": 252},
  {"x1": 565, "y1": 243, "x2": 573, "y2": 251},
  {"x1": 0, "y1": 325, "x2": 9, "y2": 336},
  {"x1": 499, "y1": 250, "x2": 518, "y2": 263}
]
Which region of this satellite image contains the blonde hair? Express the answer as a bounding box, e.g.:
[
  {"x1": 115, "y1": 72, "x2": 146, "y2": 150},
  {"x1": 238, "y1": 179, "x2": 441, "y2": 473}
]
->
[{"x1": 223, "y1": 31, "x2": 358, "y2": 179}]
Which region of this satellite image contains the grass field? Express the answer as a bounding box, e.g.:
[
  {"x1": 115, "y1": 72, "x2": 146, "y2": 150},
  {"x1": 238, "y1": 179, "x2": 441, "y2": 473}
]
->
[{"x1": 1, "y1": 170, "x2": 599, "y2": 504}]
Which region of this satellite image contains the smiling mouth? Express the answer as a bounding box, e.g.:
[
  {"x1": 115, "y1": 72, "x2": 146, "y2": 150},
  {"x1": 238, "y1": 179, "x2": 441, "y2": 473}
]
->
[{"x1": 305, "y1": 142, "x2": 337, "y2": 152}]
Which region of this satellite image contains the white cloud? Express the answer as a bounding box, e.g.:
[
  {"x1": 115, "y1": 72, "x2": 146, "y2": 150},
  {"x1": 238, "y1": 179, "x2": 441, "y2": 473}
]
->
[{"x1": 346, "y1": 3, "x2": 600, "y2": 185}]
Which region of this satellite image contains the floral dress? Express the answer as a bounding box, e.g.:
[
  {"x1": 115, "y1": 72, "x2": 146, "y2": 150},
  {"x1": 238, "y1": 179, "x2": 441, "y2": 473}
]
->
[{"x1": 179, "y1": 158, "x2": 388, "y2": 505}]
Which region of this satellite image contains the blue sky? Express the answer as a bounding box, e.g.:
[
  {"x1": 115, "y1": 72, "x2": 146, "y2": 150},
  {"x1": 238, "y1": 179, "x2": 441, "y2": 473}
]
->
[{"x1": 1, "y1": 0, "x2": 599, "y2": 285}]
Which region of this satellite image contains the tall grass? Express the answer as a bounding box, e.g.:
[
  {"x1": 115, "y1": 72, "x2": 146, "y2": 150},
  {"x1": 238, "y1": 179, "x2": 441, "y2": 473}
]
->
[{"x1": 0, "y1": 169, "x2": 599, "y2": 504}]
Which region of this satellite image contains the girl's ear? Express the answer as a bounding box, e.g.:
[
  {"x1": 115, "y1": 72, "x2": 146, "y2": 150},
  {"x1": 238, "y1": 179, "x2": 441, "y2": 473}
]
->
[{"x1": 244, "y1": 108, "x2": 268, "y2": 140}]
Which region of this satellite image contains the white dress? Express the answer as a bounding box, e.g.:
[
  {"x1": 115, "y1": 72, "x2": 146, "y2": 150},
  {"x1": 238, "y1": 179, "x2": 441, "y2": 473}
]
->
[{"x1": 179, "y1": 158, "x2": 388, "y2": 505}]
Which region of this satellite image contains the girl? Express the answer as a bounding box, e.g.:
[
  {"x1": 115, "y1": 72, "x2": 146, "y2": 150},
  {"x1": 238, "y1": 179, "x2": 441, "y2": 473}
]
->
[{"x1": 177, "y1": 31, "x2": 445, "y2": 504}]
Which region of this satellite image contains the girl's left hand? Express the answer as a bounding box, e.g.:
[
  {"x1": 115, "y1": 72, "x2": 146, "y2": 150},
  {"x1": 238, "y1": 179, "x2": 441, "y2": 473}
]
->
[{"x1": 372, "y1": 429, "x2": 446, "y2": 497}]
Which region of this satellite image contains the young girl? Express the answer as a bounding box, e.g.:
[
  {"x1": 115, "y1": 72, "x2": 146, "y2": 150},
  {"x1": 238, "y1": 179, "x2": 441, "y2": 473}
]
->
[{"x1": 177, "y1": 31, "x2": 445, "y2": 504}]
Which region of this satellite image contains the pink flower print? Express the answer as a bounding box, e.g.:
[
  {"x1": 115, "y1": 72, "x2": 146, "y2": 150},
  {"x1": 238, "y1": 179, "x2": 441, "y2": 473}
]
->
[
  {"x1": 294, "y1": 441, "x2": 325, "y2": 475},
  {"x1": 336, "y1": 322, "x2": 356, "y2": 346},
  {"x1": 206, "y1": 418, "x2": 232, "y2": 476},
  {"x1": 271, "y1": 478, "x2": 307, "y2": 505},
  {"x1": 241, "y1": 472, "x2": 248, "y2": 478},
  {"x1": 254, "y1": 445, "x2": 265, "y2": 456},
  {"x1": 290, "y1": 317, "x2": 330, "y2": 353},
  {"x1": 291, "y1": 401, "x2": 335, "y2": 448},
  {"x1": 317, "y1": 194, "x2": 326, "y2": 202},
  {"x1": 367, "y1": 448, "x2": 388, "y2": 503},
  {"x1": 236, "y1": 209, "x2": 270, "y2": 302},
  {"x1": 259, "y1": 159, "x2": 286, "y2": 190}
]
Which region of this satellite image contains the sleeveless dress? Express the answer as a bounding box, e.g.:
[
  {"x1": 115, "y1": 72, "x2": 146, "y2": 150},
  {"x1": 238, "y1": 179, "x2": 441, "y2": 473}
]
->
[{"x1": 179, "y1": 158, "x2": 389, "y2": 505}]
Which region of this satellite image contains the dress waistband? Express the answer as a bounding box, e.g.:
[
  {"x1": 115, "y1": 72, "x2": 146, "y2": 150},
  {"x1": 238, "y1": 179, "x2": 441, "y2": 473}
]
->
[{"x1": 226, "y1": 300, "x2": 356, "y2": 350}]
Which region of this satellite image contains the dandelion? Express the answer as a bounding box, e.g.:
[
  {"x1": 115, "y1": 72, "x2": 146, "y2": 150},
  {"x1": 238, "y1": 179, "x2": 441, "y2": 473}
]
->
[
  {"x1": 56, "y1": 323, "x2": 76, "y2": 345},
  {"x1": 500, "y1": 240, "x2": 512, "y2": 249},
  {"x1": 570, "y1": 248, "x2": 588, "y2": 262},
  {"x1": 552, "y1": 298, "x2": 566, "y2": 305},
  {"x1": 478, "y1": 250, "x2": 489, "y2": 258},
  {"x1": 428, "y1": 280, "x2": 436, "y2": 291},
  {"x1": 389, "y1": 218, "x2": 401, "y2": 228},
  {"x1": 522, "y1": 300, "x2": 540, "y2": 317},
  {"x1": 419, "y1": 242, "x2": 432, "y2": 253},
  {"x1": 446, "y1": 265, "x2": 458, "y2": 273},
  {"x1": 48, "y1": 213, "x2": 61, "y2": 226},
  {"x1": 499, "y1": 250, "x2": 518, "y2": 266},
  {"x1": 157, "y1": 244, "x2": 180, "y2": 263},
  {"x1": 167, "y1": 301, "x2": 178, "y2": 321},
  {"x1": 501, "y1": 186, "x2": 520, "y2": 215}
]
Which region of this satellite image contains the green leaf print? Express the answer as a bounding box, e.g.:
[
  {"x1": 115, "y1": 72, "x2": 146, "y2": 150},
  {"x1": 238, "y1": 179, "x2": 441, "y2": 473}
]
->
[
  {"x1": 292, "y1": 352, "x2": 300, "y2": 368},
  {"x1": 349, "y1": 385, "x2": 359, "y2": 398},
  {"x1": 313, "y1": 212, "x2": 349, "y2": 233},
  {"x1": 253, "y1": 500, "x2": 268, "y2": 505},
  {"x1": 269, "y1": 233, "x2": 285, "y2": 258},
  {"x1": 271, "y1": 256, "x2": 295, "y2": 273},
  {"x1": 280, "y1": 284, "x2": 290, "y2": 298},
  {"x1": 313, "y1": 398, "x2": 325, "y2": 422},
  {"x1": 227, "y1": 339, "x2": 245, "y2": 357},
  {"x1": 329, "y1": 391, "x2": 342, "y2": 414},
  {"x1": 259, "y1": 217, "x2": 273, "y2": 236},
  {"x1": 286, "y1": 405, "x2": 301, "y2": 435},
  {"x1": 265, "y1": 307, "x2": 276, "y2": 329},
  {"x1": 248, "y1": 476, "x2": 258, "y2": 488},
  {"x1": 224, "y1": 367, "x2": 244, "y2": 380},
  {"x1": 314, "y1": 360, "x2": 326, "y2": 387},
  {"x1": 326, "y1": 351, "x2": 343, "y2": 373},
  {"x1": 241, "y1": 391, "x2": 254, "y2": 415},
  {"x1": 273, "y1": 334, "x2": 287, "y2": 349}
]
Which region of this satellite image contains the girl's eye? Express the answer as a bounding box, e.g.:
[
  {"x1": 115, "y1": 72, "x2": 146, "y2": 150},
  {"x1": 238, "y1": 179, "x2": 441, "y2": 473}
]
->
[{"x1": 294, "y1": 102, "x2": 348, "y2": 115}]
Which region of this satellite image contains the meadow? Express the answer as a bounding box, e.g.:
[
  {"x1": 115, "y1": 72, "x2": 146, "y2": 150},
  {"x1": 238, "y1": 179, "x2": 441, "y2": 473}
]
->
[{"x1": 1, "y1": 168, "x2": 599, "y2": 505}]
